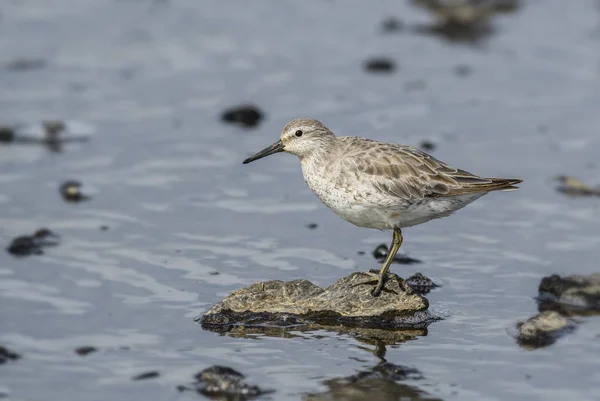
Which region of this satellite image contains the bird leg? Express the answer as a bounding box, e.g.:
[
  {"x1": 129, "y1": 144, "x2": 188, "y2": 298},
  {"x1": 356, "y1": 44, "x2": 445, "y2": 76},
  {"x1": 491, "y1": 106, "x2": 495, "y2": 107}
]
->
[{"x1": 352, "y1": 228, "x2": 403, "y2": 296}]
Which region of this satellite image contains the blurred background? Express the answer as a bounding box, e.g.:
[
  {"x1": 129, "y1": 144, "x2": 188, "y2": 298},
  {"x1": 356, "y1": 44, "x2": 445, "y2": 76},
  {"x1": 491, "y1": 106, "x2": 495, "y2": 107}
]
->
[{"x1": 1, "y1": 0, "x2": 600, "y2": 400}]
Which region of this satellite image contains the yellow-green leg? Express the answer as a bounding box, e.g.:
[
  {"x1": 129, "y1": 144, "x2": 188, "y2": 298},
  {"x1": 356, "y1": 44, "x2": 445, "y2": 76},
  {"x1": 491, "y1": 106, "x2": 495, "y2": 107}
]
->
[{"x1": 352, "y1": 228, "x2": 403, "y2": 296}]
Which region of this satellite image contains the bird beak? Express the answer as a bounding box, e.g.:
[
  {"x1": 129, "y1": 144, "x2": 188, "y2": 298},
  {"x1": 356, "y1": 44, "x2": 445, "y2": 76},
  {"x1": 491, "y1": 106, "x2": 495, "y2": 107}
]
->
[{"x1": 242, "y1": 140, "x2": 285, "y2": 164}]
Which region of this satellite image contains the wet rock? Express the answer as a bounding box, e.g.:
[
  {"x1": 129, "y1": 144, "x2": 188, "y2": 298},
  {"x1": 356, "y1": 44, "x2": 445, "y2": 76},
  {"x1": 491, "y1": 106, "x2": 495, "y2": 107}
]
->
[
  {"x1": 306, "y1": 362, "x2": 440, "y2": 401},
  {"x1": 178, "y1": 365, "x2": 272, "y2": 400},
  {"x1": 60, "y1": 180, "x2": 96, "y2": 202},
  {"x1": 0, "y1": 346, "x2": 21, "y2": 364},
  {"x1": 6, "y1": 229, "x2": 60, "y2": 257},
  {"x1": 555, "y1": 176, "x2": 600, "y2": 197},
  {"x1": 515, "y1": 311, "x2": 575, "y2": 349},
  {"x1": 372, "y1": 244, "x2": 422, "y2": 265},
  {"x1": 221, "y1": 105, "x2": 264, "y2": 128},
  {"x1": 74, "y1": 346, "x2": 97, "y2": 356},
  {"x1": 538, "y1": 273, "x2": 600, "y2": 314},
  {"x1": 5, "y1": 58, "x2": 46, "y2": 71},
  {"x1": 306, "y1": 223, "x2": 318, "y2": 230},
  {"x1": 381, "y1": 17, "x2": 404, "y2": 33},
  {"x1": 364, "y1": 58, "x2": 396, "y2": 73},
  {"x1": 406, "y1": 273, "x2": 439, "y2": 294},
  {"x1": 419, "y1": 140, "x2": 436, "y2": 151},
  {"x1": 200, "y1": 272, "x2": 434, "y2": 330},
  {"x1": 132, "y1": 371, "x2": 160, "y2": 381}
]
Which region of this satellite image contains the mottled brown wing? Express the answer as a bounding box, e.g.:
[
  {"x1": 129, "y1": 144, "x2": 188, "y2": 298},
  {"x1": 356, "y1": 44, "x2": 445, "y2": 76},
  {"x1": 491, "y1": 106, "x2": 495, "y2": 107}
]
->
[{"x1": 338, "y1": 139, "x2": 519, "y2": 201}]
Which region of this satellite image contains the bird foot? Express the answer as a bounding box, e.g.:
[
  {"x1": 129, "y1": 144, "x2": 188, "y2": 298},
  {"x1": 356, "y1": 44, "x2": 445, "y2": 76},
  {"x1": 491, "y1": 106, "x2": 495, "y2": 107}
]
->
[{"x1": 351, "y1": 269, "x2": 387, "y2": 297}]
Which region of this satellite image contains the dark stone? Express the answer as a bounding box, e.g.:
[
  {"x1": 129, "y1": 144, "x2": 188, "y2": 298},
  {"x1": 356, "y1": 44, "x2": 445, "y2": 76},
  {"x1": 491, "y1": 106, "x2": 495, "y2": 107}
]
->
[
  {"x1": 0, "y1": 126, "x2": 15, "y2": 143},
  {"x1": 364, "y1": 58, "x2": 396, "y2": 73},
  {"x1": 221, "y1": 105, "x2": 264, "y2": 128},
  {"x1": 181, "y1": 365, "x2": 272, "y2": 400},
  {"x1": 199, "y1": 272, "x2": 435, "y2": 332},
  {"x1": 306, "y1": 223, "x2": 318, "y2": 229},
  {"x1": 515, "y1": 311, "x2": 575, "y2": 349},
  {"x1": 372, "y1": 244, "x2": 422, "y2": 265},
  {"x1": 538, "y1": 273, "x2": 600, "y2": 314},
  {"x1": 381, "y1": 17, "x2": 404, "y2": 33},
  {"x1": 0, "y1": 346, "x2": 21, "y2": 364},
  {"x1": 406, "y1": 273, "x2": 439, "y2": 294},
  {"x1": 132, "y1": 371, "x2": 160, "y2": 381},
  {"x1": 60, "y1": 180, "x2": 92, "y2": 202},
  {"x1": 74, "y1": 346, "x2": 97, "y2": 356},
  {"x1": 6, "y1": 229, "x2": 60, "y2": 257},
  {"x1": 419, "y1": 140, "x2": 436, "y2": 151}
]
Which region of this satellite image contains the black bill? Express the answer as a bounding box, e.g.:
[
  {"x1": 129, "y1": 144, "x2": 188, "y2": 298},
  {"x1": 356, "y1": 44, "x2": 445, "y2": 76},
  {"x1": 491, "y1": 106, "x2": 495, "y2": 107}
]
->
[{"x1": 242, "y1": 140, "x2": 284, "y2": 164}]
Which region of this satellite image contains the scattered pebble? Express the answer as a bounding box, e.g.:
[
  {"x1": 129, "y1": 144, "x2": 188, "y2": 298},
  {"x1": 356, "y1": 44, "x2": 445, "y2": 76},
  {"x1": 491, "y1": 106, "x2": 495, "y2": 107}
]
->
[
  {"x1": 0, "y1": 346, "x2": 21, "y2": 364},
  {"x1": 515, "y1": 311, "x2": 575, "y2": 349},
  {"x1": 60, "y1": 180, "x2": 96, "y2": 202},
  {"x1": 132, "y1": 371, "x2": 160, "y2": 381},
  {"x1": 179, "y1": 365, "x2": 272, "y2": 400},
  {"x1": 372, "y1": 244, "x2": 422, "y2": 264},
  {"x1": 419, "y1": 140, "x2": 436, "y2": 151},
  {"x1": 381, "y1": 17, "x2": 404, "y2": 33},
  {"x1": 364, "y1": 58, "x2": 396, "y2": 73},
  {"x1": 221, "y1": 105, "x2": 264, "y2": 128},
  {"x1": 6, "y1": 229, "x2": 60, "y2": 257},
  {"x1": 555, "y1": 176, "x2": 600, "y2": 197},
  {"x1": 74, "y1": 346, "x2": 97, "y2": 356},
  {"x1": 306, "y1": 223, "x2": 318, "y2": 230},
  {"x1": 406, "y1": 272, "x2": 439, "y2": 294}
]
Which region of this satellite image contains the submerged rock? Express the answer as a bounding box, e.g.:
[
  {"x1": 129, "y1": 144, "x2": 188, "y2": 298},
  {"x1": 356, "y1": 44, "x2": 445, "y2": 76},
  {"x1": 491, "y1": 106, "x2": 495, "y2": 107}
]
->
[
  {"x1": 132, "y1": 371, "x2": 160, "y2": 381},
  {"x1": 178, "y1": 365, "x2": 272, "y2": 400},
  {"x1": 221, "y1": 105, "x2": 264, "y2": 128},
  {"x1": 6, "y1": 229, "x2": 60, "y2": 257},
  {"x1": 538, "y1": 273, "x2": 600, "y2": 314},
  {"x1": 305, "y1": 362, "x2": 440, "y2": 401},
  {"x1": 74, "y1": 346, "x2": 97, "y2": 356},
  {"x1": 364, "y1": 58, "x2": 396, "y2": 73},
  {"x1": 200, "y1": 272, "x2": 435, "y2": 331},
  {"x1": 0, "y1": 346, "x2": 21, "y2": 364},
  {"x1": 515, "y1": 311, "x2": 575, "y2": 349},
  {"x1": 406, "y1": 273, "x2": 440, "y2": 294},
  {"x1": 372, "y1": 244, "x2": 422, "y2": 265}
]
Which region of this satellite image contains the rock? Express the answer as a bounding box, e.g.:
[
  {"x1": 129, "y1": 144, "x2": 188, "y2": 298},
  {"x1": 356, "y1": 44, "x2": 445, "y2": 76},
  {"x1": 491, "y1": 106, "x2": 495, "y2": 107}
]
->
[
  {"x1": 74, "y1": 346, "x2": 97, "y2": 356},
  {"x1": 305, "y1": 362, "x2": 440, "y2": 401},
  {"x1": 59, "y1": 180, "x2": 96, "y2": 202},
  {"x1": 364, "y1": 58, "x2": 396, "y2": 73},
  {"x1": 132, "y1": 371, "x2": 160, "y2": 381},
  {"x1": 555, "y1": 176, "x2": 600, "y2": 197},
  {"x1": 221, "y1": 105, "x2": 264, "y2": 128},
  {"x1": 0, "y1": 346, "x2": 21, "y2": 364},
  {"x1": 0, "y1": 126, "x2": 16, "y2": 143},
  {"x1": 515, "y1": 311, "x2": 575, "y2": 349},
  {"x1": 200, "y1": 272, "x2": 434, "y2": 330},
  {"x1": 372, "y1": 244, "x2": 422, "y2": 265},
  {"x1": 406, "y1": 273, "x2": 440, "y2": 294},
  {"x1": 381, "y1": 17, "x2": 404, "y2": 33},
  {"x1": 538, "y1": 274, "x2": 600, "y2": 314},
  {"x1": 6, "y1": 229, "x2": 60, "y2": 257},
  {"x1": 419, "y1": 140, "x2": 436, "y2": 151},
  {"x1": 178, "y1": 365, "x2": 272, "y2": 400}
]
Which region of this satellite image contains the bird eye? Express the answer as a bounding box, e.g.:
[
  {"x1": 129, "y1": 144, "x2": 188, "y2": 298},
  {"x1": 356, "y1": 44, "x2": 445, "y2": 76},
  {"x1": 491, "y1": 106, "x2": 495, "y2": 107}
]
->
[{"x1": 295, "y1": 130, "x2": 303, "y2": 137}]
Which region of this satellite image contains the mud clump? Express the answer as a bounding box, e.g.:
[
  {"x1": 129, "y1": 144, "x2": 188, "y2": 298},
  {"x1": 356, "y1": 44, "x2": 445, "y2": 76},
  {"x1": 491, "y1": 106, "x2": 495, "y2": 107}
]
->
[
  {"x1": 178, "y1": 365, "x2": 273, "y2": 400},
  {"x1": 200, "y1": 272, "x2": 436, "y2": 332},
  {"x1": 372, "y1": 244, "x2": 422, "y2": 265},
  {"x1": 406, "y1": 273, "x2": 440, "y2": 294},
  {"x1": 6, "y1": 229, "x2": 60, "y2": 257},
  {"x1": 364, "y1": 58, "x2": 396, "y2": 73},
  {"x1": 306, "y1": 362, "x2": 441, "y2": 401},
  {"x1": 132, "y1": 371, "x2": 160, "y2": 381},
  {"x1": 538, "y1": 273, "x2": 600, "y2": 315},
  {"x1": 515, "y1": 311, "x2": 575, "y2": 349},
  {"x1": 555, "y1": 176, "x2": 600, "y2": 197},
  {"x1": 0, "y1": 346, "x2": 21, "y2": 364},
  {"x1": 221, "y1": 105, "x2": 264, "y2": 128},
  {"x1": 74, "y1": 346, "x2": 97, "y2": 356}
]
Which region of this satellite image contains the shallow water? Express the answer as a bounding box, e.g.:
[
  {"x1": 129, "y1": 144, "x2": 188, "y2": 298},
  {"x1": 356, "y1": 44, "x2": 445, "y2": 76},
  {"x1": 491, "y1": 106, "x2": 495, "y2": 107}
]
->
[{"x1": 1, "y1": 0, "x2": 600, "y2": 400}]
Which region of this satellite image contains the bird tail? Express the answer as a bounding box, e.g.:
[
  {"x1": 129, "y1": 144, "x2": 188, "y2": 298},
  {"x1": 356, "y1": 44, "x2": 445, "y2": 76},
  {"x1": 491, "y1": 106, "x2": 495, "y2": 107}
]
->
[{"x1": 443, "y1": 177, "x2": 523, "y2": 196}]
